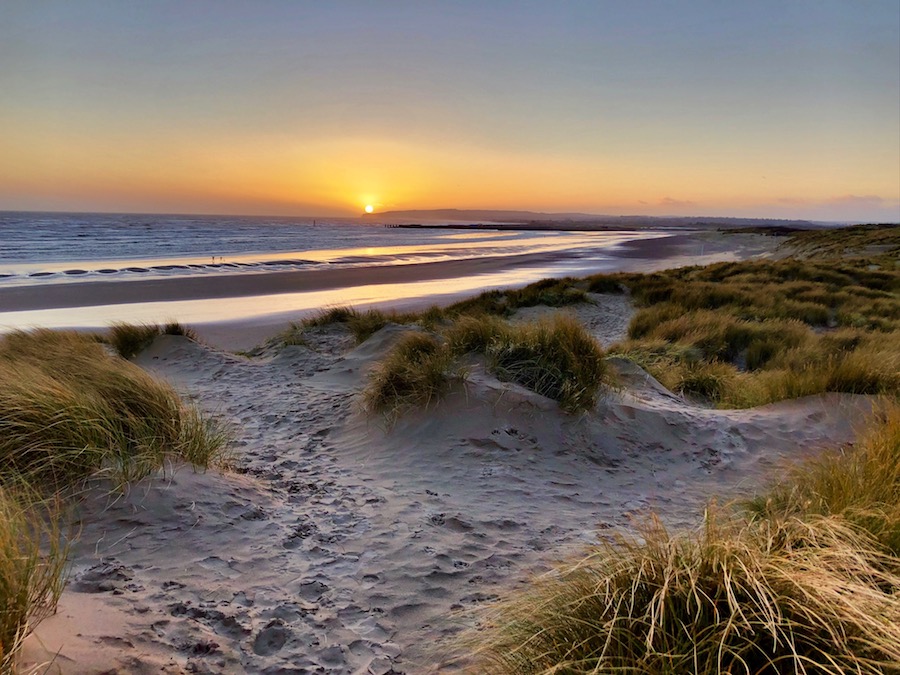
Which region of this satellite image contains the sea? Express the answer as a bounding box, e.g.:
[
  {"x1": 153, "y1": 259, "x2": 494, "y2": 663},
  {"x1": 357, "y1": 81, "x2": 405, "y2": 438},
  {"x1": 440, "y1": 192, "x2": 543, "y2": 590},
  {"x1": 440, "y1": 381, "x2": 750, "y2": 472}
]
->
[{"x1": 0, "y1": 211, "x2": 667, "y2": 336}]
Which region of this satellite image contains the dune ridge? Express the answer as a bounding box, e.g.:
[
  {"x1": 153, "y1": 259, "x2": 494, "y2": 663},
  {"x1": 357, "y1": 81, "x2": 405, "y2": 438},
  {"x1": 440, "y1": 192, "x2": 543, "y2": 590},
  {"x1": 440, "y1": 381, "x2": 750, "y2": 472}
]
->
[{"x1": 19, "y1": 308, "x2": 875, "y2": 673}]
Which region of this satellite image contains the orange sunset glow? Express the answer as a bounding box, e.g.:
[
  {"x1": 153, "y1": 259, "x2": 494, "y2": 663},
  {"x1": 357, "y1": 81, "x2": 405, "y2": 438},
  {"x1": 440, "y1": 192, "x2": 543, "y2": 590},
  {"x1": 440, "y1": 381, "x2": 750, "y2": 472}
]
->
[{"x1": 1, "y1": 3, "x2": 898, "y2": 222}]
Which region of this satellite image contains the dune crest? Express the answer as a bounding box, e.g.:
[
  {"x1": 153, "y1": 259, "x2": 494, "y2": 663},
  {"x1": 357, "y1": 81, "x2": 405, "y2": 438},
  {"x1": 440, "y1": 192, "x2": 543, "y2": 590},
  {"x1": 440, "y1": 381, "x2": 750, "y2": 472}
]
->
[{"x1": 17, "y1": 293, "x2": 878, "y2": 674}]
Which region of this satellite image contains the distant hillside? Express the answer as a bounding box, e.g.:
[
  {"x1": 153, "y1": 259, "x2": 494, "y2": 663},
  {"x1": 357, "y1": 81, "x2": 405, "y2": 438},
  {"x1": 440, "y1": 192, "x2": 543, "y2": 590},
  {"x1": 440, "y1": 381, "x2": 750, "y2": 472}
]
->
[
  {"x1": 366, "y1": 208, "x2": 821, "y2": 230},
  {"x1": 368, "y1": 208, "x2": 599, "y2": 223}
]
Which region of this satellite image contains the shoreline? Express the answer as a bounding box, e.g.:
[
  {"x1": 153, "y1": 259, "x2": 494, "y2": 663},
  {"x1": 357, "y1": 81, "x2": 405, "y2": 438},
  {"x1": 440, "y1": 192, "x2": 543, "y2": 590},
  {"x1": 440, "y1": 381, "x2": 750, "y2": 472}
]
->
[{"x1": 0, "y1": 231, "x2": 778, "y2": 350}]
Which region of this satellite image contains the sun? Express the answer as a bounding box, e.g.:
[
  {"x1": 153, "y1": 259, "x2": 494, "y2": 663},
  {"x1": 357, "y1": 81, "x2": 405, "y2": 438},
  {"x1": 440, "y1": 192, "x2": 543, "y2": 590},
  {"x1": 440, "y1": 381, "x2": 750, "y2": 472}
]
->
[{"x1": 364, "y1": 204, "x2": 374, "y2": 214}]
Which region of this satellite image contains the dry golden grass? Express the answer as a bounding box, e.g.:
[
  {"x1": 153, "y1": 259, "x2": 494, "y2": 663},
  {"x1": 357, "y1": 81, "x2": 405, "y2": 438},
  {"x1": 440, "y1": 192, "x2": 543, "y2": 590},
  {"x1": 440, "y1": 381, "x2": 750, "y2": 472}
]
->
[
  {"x1": 107, "y1": 321, "x2": 198, "y2": 359},
  {"x1": 363, "y1": 332, "x2": 458, "y2": 419},
  {"x1": 483, "y1": 314, "x2": 607, "y2": 412},
  {"x1": 600, "y1": 233, "x2": 899, "y2": 407},
  {"x1": 365, "y1": 314, "x2": 608, "y2": 417},
  {"x1": 467, "y1": 405, "x2": 900, "y2": 674},
  {"x1": 0, "y1": 488, "x2": 68, "y2": 674},
  {"x1": 0, "y1": 329, "x2": 229, "y2": 670},
  {"x1": 747, "y1": 402, "x2": 900, "y2": 555},
  {"x1": 0, "y1": 329, "x2": 228, "y2": 489}
]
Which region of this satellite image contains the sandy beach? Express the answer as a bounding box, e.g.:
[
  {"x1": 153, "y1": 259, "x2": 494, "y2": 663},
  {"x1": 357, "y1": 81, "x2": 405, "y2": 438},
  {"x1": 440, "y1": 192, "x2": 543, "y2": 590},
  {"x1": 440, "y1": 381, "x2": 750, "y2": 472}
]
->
[
  {"x1": 0, "y1": 230, "x2": 777, "y2": 352},
  {"x1": 4, "y1": 0, "x2": 898, "y2": 670},
  {"x1": 9, "y1": 229, "x2": 885, "y2": 673}
]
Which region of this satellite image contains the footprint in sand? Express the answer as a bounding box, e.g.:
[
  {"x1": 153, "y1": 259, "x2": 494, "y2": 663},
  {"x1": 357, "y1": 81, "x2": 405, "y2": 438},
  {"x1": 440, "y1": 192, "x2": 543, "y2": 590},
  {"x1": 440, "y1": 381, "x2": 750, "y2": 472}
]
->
[{"x1": 252, "y1": 619, "x2": 290, "y2": 655}]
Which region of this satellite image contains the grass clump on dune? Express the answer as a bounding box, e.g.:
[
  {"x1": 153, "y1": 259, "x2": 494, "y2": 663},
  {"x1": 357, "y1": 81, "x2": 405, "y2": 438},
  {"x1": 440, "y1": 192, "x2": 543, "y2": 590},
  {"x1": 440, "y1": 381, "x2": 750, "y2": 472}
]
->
[
  {"x1": 364, "y1": 332, "x2": 457, "y2": 417},
  {"x1": 294, "y1": 306, "x2": 428, "y2": 345},
  {"x1": 0, "y1": 328, "x2": 228, "y2": 668},
  {"x1": 443, "y1": 277, "x2": 591, "y2": 319},
  {"x1": 747, "y1": 403, "x2": 900, "y2": 555},
  {"x1": 481, "y1": 314, "x2": 606, "y2": 412},
  {"x1": 107, "y1": 321, "x2": 198, "y2": 359},
  {"x1": 599, "y1": 228, "x2": 900, "y2": 407},
  {"x1": 0, "y1": 329, "x2": 228, "y2": 488},
  {"x1": 468, "y1": 404, "x2": 900, "y2": 674},
  {"x1": 0, "y1": 488, "x2": 68, "y2": 673},
  {"x1": 471, "y1": 513, "x2": 900, "y2": 674},
  {"x1": 445, "y1": 314, "x2": 608, "y2": 410},
  {"x1": 367, "y1": 314, "x2": 608, "y2": 416}
]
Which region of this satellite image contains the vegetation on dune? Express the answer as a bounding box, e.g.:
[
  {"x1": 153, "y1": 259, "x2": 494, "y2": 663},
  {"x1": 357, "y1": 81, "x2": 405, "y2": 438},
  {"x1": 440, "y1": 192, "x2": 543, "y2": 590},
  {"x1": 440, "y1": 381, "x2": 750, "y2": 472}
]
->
[
  {"x1": 277, "y1": 306, "x2": 426, "y2": 347},
  {"x1": 781, "y1": 223, "x2": 900, "y2": 258},
  {"x1": 0, "y1": 329, "x2": 229, "y2": 668},
  {"x1": 364, "y1": 332, "x2": 458, "y2": 417},
  {"x1": 591, "y1": 226, "x2": 900, "y2": 406},
  {"x1": 466, "y1": 403, "x2": 900, "y2": 674},
  {"x1": 479, "y1": 314, "x2": 606, "y2": 412},
  {"x1": 0, "y1": 488, "x2": 68, "y2": 674},
  {"x1": 0, "y1": 329, "x2": 228, "y2": 488},
  {"x1": 302, "y1": 226, "x2": 899, "y2": 411},
  {"x1": 441, "y1": 277, "x2": 590, "y2": 319},
  {"x1": 107, "y1": 321, "x2": 198, "y2": 359},
  {"x1": 365, "y1": 313, "x2": 608, "y2": 416},
  {"x1": 272, "y1": 277, "x2": 597, "y2": 351},
  {"x1": 747, "y1": 403, "x2": 900, "y2": 555}
]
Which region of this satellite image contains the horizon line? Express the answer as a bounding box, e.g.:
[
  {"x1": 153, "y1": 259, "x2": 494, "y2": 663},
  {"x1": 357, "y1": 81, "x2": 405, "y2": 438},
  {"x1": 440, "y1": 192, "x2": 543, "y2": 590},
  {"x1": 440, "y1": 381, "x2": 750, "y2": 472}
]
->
[{"x1": 0, "y1": 207, "x2": 884, "y2": 226}]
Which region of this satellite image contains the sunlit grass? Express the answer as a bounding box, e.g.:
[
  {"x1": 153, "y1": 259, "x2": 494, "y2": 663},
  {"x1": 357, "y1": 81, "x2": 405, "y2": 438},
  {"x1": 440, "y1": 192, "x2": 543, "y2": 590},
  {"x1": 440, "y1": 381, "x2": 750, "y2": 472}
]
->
[
  {"x1": 747, "y1": 402, "x2": 900, "y2": 555},
  {"x1": 364, "y1": 332, "x2": 459, "y2": 418},
  {"x1": 365, "y1": 314, "x2": 608, "y2": 416},
  {"x1": 0, "y1": 329, "x2": 229, "y2": 489},
  {"x1": 466, "y1": 404, "x2": 900, "y2": 674},
  {"x1": 0, "y1": 328, "x2": 230, "y2": 669},
  {"x1": 597, "y1": 234, "x2": 900, "y2": 406},
  {"x1": 0, "y1": 487, "x2": 68, "y2": 674}
]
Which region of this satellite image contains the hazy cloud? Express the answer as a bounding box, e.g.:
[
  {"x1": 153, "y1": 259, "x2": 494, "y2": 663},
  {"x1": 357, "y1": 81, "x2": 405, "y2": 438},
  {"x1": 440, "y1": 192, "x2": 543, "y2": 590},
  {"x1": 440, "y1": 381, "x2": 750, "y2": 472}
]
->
[
  {"x1": 826, "y1": 194, "x2": 886, "y2": 207},
  {"x1": 771, "y1": 194, "x2": 898, "y2": 222},
  {"x1": 658, "y1": 197, "x2": 696, "y2": 208}
]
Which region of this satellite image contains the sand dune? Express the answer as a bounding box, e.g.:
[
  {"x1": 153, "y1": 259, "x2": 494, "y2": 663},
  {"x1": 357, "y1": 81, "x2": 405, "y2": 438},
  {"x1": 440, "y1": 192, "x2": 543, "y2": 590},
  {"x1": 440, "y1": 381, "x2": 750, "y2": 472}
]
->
[{"x1": 21, "y1": 298, "x2": 874, "y2": 673}]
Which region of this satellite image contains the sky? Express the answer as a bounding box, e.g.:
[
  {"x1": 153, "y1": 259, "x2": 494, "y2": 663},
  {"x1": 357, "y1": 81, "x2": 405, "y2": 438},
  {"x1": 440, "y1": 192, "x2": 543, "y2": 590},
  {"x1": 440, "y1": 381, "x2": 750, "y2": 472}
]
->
[{"x1": 1, "y1": 1, "x2": 898, "y2": 221}]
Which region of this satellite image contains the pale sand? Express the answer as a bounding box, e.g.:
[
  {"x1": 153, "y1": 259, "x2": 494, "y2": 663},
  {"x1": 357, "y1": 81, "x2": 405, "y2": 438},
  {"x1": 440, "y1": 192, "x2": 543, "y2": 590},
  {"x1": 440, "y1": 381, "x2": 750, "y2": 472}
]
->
[{"x1": 19, "y1": 289, "x2": 874, "y2": 674}]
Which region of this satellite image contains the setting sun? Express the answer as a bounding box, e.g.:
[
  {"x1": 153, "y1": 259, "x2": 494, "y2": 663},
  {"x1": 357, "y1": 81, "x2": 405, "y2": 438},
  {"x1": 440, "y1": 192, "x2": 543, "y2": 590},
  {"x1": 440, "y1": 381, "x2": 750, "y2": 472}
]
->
[{"x1": 364, "y1": 204, "x2": 374, "y2": 214}]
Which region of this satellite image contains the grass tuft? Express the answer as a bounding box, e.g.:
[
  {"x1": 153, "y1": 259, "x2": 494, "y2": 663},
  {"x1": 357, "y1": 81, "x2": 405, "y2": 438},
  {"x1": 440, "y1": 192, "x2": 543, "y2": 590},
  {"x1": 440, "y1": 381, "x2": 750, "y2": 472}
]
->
[
  {"x1": 746, "y1": 403, "x2": 900, "y2": 555},
  {"x1": 364, "y1": 332, "x2": 457, "y2": 417},
  {"x1": 0, "y1": 488, "x2": 68, "y2": 673},
  {"x1": 466, "y1": 399, "x2": 900, "y2": 674},
  {"x1": 469, "y1": 510, "x2": 900, "y2": 674},
  {"x1": 0, "y1": 328, "x2": 229, "y2": 668},
  {"x1": 366, "y1": 314, "x2": 609, "y2": 417},
  {"x1": 0, "y1": 329, "x2": 229, "y2": 489},
  {"x1": 485, "y1": 314, "x2": 607, "y2": 412},
  {"x1": 107, "y1": 321, "x2": 198, "y2": 358}
]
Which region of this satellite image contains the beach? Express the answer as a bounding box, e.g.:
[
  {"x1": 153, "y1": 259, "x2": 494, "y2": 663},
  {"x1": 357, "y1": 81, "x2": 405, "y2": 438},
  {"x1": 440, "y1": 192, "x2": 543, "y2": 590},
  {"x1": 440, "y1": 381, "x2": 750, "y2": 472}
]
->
[
  {"x1": 10, "y1": 227, "x2": 888, "y2": 673},
  {"x1": 17, "y1": 303, "x2": 874, "y2": 673},
  {"x1": 0, "y1": 228, "x2": 775, "y2": 351},
  {"x1": 4, "y1": 1, "x2": 898, "y2": 670}
]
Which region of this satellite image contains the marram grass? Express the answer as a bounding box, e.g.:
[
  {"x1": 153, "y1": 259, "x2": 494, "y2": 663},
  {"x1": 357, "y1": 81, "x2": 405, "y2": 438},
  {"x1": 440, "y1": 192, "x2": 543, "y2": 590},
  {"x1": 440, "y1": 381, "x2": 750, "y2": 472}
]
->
[
  {"x1": 468, "y1": 512, "x2": 900, "y2": 675},
  {"x1": 747, "y1": 402, "x2": 900, "y2": 555},
  {"x1": 0, "y1": 329, "x2": 228, "y2": 489},
  {"x1": 107, "y1": 321, "x2": 198, "y2": 359},
  {"x1": 0, "y1": 487, "x2": 68, "y2": 674},
  {"x1": 365, "y1": 314, "x2": 609, "y2": 417},
  {"x1": 364, "y1": 332, "x2": 458, "y2": 419},
  {"x1": 465, "y1": 405, "x2": 900, "y2": 674},
  {"x1": 0, "y1": 328, "x2": 229, "y2": 670},
  {"x1": 483, "y1": 314, "x2": 607, "y2": 412}
]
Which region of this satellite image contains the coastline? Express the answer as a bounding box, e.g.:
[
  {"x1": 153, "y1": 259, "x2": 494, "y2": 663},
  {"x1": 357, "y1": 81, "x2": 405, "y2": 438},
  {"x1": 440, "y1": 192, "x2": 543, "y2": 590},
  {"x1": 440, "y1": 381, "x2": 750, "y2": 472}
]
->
[
  {"x1": 12, "y1": 225, "x2": 896, "y2": 673},
  {"x1": 0, "y1": 231, "x2": 776, "y2": 350}
]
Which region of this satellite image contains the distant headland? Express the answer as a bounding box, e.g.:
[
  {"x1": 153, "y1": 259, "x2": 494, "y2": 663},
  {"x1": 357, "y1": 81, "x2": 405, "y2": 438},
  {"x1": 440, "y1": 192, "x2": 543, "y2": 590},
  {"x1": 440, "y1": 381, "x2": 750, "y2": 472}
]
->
[{"x1": 364, "y1": 208, "x2": 829, "y2": 231}]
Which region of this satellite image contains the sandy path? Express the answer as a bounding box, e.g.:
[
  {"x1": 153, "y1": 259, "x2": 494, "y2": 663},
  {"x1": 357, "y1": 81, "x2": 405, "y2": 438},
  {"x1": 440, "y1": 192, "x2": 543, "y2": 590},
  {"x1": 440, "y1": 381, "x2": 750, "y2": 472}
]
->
[{"x1": 21, "y1": 297, "x2": 873, "y2": 673}]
